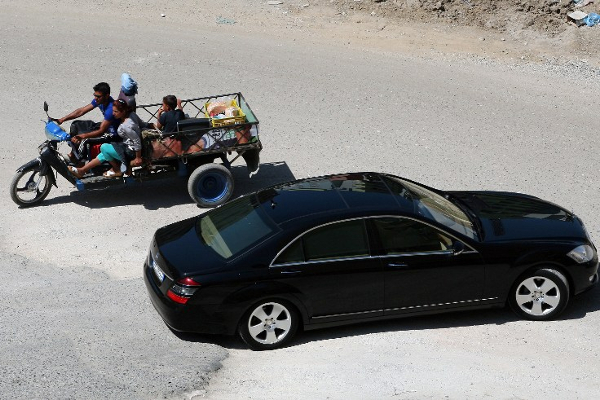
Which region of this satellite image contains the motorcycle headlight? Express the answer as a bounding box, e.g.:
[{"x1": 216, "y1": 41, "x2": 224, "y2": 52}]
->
[{"x1": 567, "y1": 245, "x2": 595, "y2": 264}]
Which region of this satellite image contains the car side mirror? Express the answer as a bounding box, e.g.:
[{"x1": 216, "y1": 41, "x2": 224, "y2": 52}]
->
[{"x1": 453, "y1": 241, "x2": 465, "y2": 256}]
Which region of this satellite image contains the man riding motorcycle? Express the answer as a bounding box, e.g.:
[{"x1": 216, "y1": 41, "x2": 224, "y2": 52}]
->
[{"x1": 56, "y1": 82, "x2": 120, "y2": 165}]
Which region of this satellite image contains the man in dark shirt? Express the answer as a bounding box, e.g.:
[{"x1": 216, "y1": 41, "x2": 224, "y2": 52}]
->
[
  {"x1": 156, "y1": 95, "x2": 185, "y2": 133},
  {"x1": 57, "y1": 82, "x2": 121, "y2": 164}
]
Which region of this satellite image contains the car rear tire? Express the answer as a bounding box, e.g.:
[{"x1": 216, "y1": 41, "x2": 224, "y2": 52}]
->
[
  {"x1": 238, "y1": 300, "x2": 299, "y2": 351},
  {"x1": 187, "y1": 163, "x2": 234, "y2": 208},
  {"x1": 509, "y1": 268, "x2": 570, "y2": 321}
]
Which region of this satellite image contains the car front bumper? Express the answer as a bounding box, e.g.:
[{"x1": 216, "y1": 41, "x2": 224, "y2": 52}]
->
[{"x1": 572, "y1": 257, "x2": 599, "y2": 296}]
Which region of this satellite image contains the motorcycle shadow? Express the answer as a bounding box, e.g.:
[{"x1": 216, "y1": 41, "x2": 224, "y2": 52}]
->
[{"x1": 43, "y1": 161, "x2": 296, "y2": 210}]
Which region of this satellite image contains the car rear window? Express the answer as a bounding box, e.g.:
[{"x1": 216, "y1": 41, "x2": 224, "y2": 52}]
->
[{"x1": 197, "y1": 196, "x2": 277, "y2": 259}]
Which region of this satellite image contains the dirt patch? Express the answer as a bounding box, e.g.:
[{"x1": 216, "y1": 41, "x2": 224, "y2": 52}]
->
[
  {"x1": 271, "y1": 0, "x2": 600, "y2": 66},
  {"x1": 327, "y1": 0, "x2": 592, "y2": 36}
]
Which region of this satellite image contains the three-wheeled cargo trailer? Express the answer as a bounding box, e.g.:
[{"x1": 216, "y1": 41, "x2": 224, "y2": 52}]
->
[{"x1": 10, "y1": 92, "x2": 262, "y2": 208}]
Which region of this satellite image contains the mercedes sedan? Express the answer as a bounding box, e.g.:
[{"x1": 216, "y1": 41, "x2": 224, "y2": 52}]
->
[{"x1": 144, "y1": 173, "x2": 598, "y2": 350}]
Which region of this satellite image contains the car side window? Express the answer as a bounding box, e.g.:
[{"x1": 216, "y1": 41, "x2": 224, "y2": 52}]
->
[
  {"x1": 373, "y1": 217, "x2": 452, "y2": 254},
  {"x1": 275, "y1": 239, "x2": 304, "y2": 264},
  {"x1": 274, "y1": 220, "x2": 369, "y2": 264}
]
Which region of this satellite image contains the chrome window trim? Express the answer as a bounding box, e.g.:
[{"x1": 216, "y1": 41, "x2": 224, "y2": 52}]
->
[
  {"x1": 270, "y1": 215, "x2": 478, "y2": 268},
  {"x1": 311, "y1": 297, "x2": 499, "y2": 320},
  {"x1": 274, "y1": 254, "x2": 375, "y2": 268},
  {"x1": 376, "y1": 250, "x2": 479, "y2": 258},
  {"x1": 379, "y1": 250, "x2": 453, "y2": 257}
]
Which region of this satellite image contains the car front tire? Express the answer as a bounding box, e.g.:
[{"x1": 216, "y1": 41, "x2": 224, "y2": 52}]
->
[
  {"x1": 238, "y1": 300, "x2": 299, "y2": 351},
  {"x1": 509, "y1": 268, "x2": 570, "y2": 321}
]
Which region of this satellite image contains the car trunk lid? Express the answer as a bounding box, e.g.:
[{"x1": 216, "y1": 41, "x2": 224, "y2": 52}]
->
[{"x1": 154, "y1": 216, "x2": 225, "y2": 278}]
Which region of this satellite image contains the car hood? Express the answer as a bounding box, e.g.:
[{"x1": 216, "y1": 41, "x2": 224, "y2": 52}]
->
[
  {"x1": 154, "y1": 216, "x2": 224, "y2": 277},
  {"x1": 449, "y1": 191, "x2": 586, "y2": 242}
]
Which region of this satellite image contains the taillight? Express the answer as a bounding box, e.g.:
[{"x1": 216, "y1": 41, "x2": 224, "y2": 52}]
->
[{"x1": 167, "y1": 277, "x2": 201, "y2": 305}]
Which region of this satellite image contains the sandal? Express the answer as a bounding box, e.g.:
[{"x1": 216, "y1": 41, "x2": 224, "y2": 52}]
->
[
  {"x1": 103, "y1": 170, "x2": 123, "y2": 178},
  {"x1": 68, "y1": 166, "x2": 84, "y2": 179}
]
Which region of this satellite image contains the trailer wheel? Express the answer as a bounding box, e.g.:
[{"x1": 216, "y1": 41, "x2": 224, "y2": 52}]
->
[{"x1": 188, "y1": 163, "x2": 234, "y2": 208}]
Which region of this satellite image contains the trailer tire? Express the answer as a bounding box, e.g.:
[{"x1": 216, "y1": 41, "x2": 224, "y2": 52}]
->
[{"x1": 188, "y1": 163, "x2": 234, "y2": 208}]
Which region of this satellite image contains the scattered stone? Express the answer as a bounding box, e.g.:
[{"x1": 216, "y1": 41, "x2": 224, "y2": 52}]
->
[
  {"x1": 268, "y1": 1, "x2": 283, "y2": 5},
  {"x1": 216, "y1": 16, "x2": 236, "y2": 24},
  {"x1": 568, "y1": 10, "x2": 588, "y2": 26}
]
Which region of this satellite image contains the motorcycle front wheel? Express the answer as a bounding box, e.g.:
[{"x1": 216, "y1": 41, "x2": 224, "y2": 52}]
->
[{"x1": 10, "y1": 166, "x2": 52, "y2": 207}]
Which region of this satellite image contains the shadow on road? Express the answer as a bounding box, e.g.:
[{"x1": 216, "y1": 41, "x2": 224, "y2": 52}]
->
[
  {"x1": 174, "y1": 331, "x2": 248, "y2": 350},
  {"x1": 297, "y1": 286, "x2": 600, "y2": 347},
  {"x1": 173, "y1": 286, "x2": 600, "y2": 350},
  {"x1": 561, "y1": 284, "x2": 600, "y2": 319},
  {"x1": 37, "y1": 161, "x2": 296, "y2": 210}
]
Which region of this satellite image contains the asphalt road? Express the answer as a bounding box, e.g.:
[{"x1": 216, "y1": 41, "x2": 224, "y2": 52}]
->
[{"x1": 1, "y1": 1, "x2": 599, "y2": 399}]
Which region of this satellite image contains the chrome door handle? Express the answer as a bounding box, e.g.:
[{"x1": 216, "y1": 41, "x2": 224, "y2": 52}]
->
[
  {"x1": 387, "y1": 263, "x2": 408, "y2": 268},
  {"x1": 281, "y1": 270, "x2": 301, "y2": 275}
]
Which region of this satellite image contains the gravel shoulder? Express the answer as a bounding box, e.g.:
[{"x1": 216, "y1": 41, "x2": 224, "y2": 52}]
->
[{"x1": 1, "y1": 1, "x2": 599, "y2": 399}]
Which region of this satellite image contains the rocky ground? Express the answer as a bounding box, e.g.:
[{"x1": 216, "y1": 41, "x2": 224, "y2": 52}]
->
[
  {"x1": 275, "y1": 0, "x2": 600, "y2": 65},
  {"x1": 331, "y1": 0, "x2": 584, "y2": 35}
]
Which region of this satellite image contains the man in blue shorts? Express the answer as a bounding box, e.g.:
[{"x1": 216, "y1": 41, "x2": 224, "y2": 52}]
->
[{"x1": 57, "y1": 82, "x2": 121, "y2": 165}]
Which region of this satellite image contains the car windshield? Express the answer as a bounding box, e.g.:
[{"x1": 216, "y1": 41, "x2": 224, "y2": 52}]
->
[
  {"x1": 392, "y1": 177, "x2": 478, "y2": 240},
  {"x1": 197, "y1": 196, "x2": 277, "y2": 259}
]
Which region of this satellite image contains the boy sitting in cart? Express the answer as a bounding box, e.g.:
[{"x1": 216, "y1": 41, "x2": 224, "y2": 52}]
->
[{"x1": 155, "y1": 95, "x2": 185, "y2": 133}]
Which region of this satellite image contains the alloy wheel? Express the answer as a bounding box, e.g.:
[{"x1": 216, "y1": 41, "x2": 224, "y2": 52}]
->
[{"x1": 515, "y1": 276, "x2": 562, "y2": 317}]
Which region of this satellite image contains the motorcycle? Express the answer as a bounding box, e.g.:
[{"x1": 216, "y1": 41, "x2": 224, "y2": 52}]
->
[{"x1": 10, "y1": 102, "x2": 77, "y2": 207}]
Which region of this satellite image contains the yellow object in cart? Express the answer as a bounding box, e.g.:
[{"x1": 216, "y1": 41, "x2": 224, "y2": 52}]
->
[{"x1": 205, "y1": 98, "x2": 246, "y2": 127}]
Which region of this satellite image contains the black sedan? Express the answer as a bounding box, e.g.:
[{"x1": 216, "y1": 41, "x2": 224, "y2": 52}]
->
[{"x1": 144, "y1": 173, "x2": 598, "y2": 350}]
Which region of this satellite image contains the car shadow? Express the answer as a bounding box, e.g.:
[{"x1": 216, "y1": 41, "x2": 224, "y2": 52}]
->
[
  {"x1": 172, "y1": 330, "x2": 248, "y2": 350},
  {"x1": 560, "y1": 284, "x2": 600, "y2": 320},
  {"x1": 295, "y1": 287, "x2": 600, "y2": 347},
  {"x1": 39, "y1": 161, "x2": 296, "y2": 210},
  {"x1": 173, "y1": 286, "x2": 600, "y2": 350},
  {"x1": 295, "y1": 308, "x2": 514, "y2": 346}
]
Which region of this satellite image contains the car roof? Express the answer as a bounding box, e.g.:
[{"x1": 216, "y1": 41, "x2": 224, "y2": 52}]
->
[{"x1": 256, "y1": 172, "x2": 415, "y2": 226}]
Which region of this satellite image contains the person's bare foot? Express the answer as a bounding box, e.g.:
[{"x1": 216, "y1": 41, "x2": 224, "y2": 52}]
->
[{"x1": 68, "y1": 166, "x2": 84, "y2": 179}]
